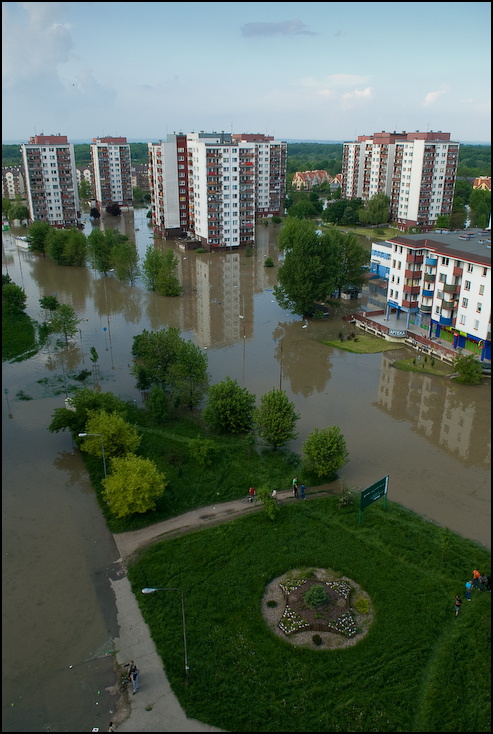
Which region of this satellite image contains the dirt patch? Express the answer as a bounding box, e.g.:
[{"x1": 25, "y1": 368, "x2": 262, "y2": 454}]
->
[{"x1": 261, "y1": 568, "x2": 374, "y2": 650}]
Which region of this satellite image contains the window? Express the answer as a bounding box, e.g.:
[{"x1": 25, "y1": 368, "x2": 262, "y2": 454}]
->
[
  {"x1": 464, "y1": 280, "x2": 471, "y2": 290},
  {"x1": 483, "y1": 267, "x2": 487, "y2": 277},
  {"x1": 474, "y1": 320, "x2": 479, "y2": 331},
  {"x1": 460, "y1": 314, "x2": 466, "y2": 325},
  {"x1": 441, "y1": 257, "x2": 449, "y2": 265},
  {"x1": 467, "y1": 264, "x2": 474, "y2": 273},
  {"x1": 462, "y1": 298, "x2": 468, "y2": 308},
  {"x1": 479, "y1": 285, "x2": 485, "y2": 295},
  {"x1": 477, "y1": 303, "x2": 482, "y2": 313}
]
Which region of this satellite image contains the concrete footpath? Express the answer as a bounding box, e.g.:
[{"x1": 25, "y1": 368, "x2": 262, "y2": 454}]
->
[
  {"x1": 110, "y1": 574, "x2": 224, "y2": 732},
  {"x1": 109, "y1": 488, "x2": 329, "y2": 731}
]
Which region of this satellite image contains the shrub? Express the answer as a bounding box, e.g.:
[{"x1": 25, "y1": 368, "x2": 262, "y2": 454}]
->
[
  {"x1": 304, "y1": 584, "x2": 328, "y2": 608},
  {"x1": 264, "y1": 257, "x2": 274, "y2": 267},
  {"x1": 312, "y1": 634, "x2": 323, "y2": 646},
  {"x1": 353, "y1": 596, "x2": 370, "y2": 615},
  {"x1": 267, "y1": 600, "x2": 278, "y2": 608},
  {"x1": 188, "y1": 438, "x2": 218, "y2": 468}
]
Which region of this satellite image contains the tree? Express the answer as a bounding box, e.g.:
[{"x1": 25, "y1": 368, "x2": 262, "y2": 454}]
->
[
  {"x1": 142, "y1": 244, "x2": 164, "y2": 291},
  {"x1": 274, "y1": 218, "x2": 336, "y2": 316},
  {"x1": 302, "y1": 426, "x2": 349, "y2": 480},
  {"x1": 469, "y1": 188, "x2": 491, "y2": 228},
  {"x1": 169, "y1": 339, "x2": 209, "y2": 409},
  {"x1": 155, "y1": 249, "x2": 182, "y2": 296},
  {"x1": 78, "y1": 179, "x2": 92, "y2": 200},
  {"x1": 39, "y1": 295, "x2": 59, "y2": 314},
  {"x1": 111, "y1": 239, "x2": 140, "y2": 285},
  {"x1": 27, "y1": 220, "x2": 51, "y2": 254},
  {"x1": 105, "y1": 202, "x2": 121, "y2": 216},
  {"x1": 452, "y1": 352, "x2": 483, "y2": 385},
  {"x1": 2, "y1": 281, "x2": 27, "y2": 313},
  {"x1": 9, "y1": 203, "x2": 29, "y2": 224},
  {"x1": 130, "y1": 327, "x2": 182, "y2": 391},
  {"x1": 434, "y1": 215, "x2": 450, "y2": 230},
  {"x1": 102, "y1": 454, "x2": 166, "y2": 518},
  {"x1": 49, "y1": 303, "x2": 80, "y2": 345},
  {"x1": 324, "y1": 229, "x2": 369, "y2": 298},
  {"x1": 254, "y1": 388, "x2": 299, "y2": 449},
  {"x1": 256, "y1": 485, "x2": 280, "y2": 521},
  {"x1": 202, "y1": 376, "x2": 255, "y2": 433},
  {"x1": 79, "y1": 409, "x2": 141, "y2": 458},
  {"x1": 87, "y1": 228, "x2": 114, "y2": 275},
  {"x1": 48, "y1": 387, "x2": 128, "y2": 436},
  {"x1": 90, "y1": 207, "x2": 100, "y2": 219},
  {"x1": 45, "y1": 228, "x2": 87, "y2": 266},
  {"x1": 358, "y1": 193, "x2": 390, "y2": 225}
]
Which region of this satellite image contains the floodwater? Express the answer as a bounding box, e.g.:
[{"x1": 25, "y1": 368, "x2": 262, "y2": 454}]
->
[{"x1": 2, "y1": 208, "x2": 491, "y2": 731}]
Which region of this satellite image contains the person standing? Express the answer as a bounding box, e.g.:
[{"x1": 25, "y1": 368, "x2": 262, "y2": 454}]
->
[
  {"x1": 465, "y1": 580, "x2": 473, "y2": 601},
  {"x1": 472, "y1": 569, "x2": 480, "y2": 588},
  {"x1": 293, "y1": 482, "x2": 299, "y2": 499},
  {"x1": 249, "y1": 486, "x2": 256, "y2": 503},
  {"x1": 300, "y1": 484, "x2": 306, "y2": 500},
  {"x1": 455, "y1": 595, "x2": 462, "y2": 617},
  {"x1": 130, "y1": 665, "x2": 139, "y2": 695}
]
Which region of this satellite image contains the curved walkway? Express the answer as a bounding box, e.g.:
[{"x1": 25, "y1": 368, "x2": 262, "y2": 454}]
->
[{"x1": 110, "y1": 487, "x2": 331, "y2": 731}]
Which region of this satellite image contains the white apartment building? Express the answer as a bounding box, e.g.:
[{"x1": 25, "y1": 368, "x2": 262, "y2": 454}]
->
[
  {"x1": 342, "y1": 131, "x2": 458, "y2": 232},
  {"x1": 90, "y1": 137, "x2": 133, "y2": 210},
  {"x1": 148, "y1": 132, "x2": 286, "y2": 249},
  {"x1": 384, "y1": 229, "x2": 491, "y2": 360},
  {"x1": 21, "y1": 134, "x2": 80, "y2": 228}
]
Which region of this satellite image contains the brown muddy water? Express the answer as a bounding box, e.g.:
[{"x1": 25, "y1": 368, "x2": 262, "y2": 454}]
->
[{"x1": 2, "y1": 209, "x2": 491, "y2": 731}]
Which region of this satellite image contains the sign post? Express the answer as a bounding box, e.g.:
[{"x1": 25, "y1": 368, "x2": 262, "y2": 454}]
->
[{"x1": 358, "y1": 475, "x2": 389, "y2": 523}]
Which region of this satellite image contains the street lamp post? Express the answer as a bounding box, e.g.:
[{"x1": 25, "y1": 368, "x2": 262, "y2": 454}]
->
[
  {"x1": 142, "y1": 587, "x2": 189, "y2": 678},
  {"x1": 78, "y1": 432, "x2": 107, "y2": 479}
]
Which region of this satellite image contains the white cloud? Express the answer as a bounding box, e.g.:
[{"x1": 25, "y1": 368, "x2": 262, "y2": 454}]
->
[
  {"x1": 341, "y1": 87, "x2": 373, "y2": 108},
  {"x1": 241, "y1": 19, "x2": 316, "y2": 37},
  {"x1": 422, "y1": 85, "x2": 450, "y2": 107}
]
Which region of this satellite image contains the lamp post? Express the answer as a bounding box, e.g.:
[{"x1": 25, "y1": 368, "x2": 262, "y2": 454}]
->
[
  {"x1": 141, "y1": 587, "x2": 189, "y2": 678},
  {"x1": 78, "y1": 432, "x2": 107, "y2": 479}
]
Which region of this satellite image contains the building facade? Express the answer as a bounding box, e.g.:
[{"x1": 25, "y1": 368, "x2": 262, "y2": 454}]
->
[
  {"x1": 90, "y1": 137, "x2": 133, "y2": 211},
  {"x1": 383, "y1": 229, "x2": 491, "y2": 359},
  {"x1": 2, "y1": 166, "x2": 25, "y2": 200},
  {"x1": 342, "y1": 131, "x2": 459, "y2": 232},
  {"x1": 292, "y1": 170, "x2": 331, "y2": 191},
  {"x1": 21, "y1": 134, "x2": 80, "y2": 228},
  {"x1": 148, "y1": 131, "x2": 287, "y2": 248}
]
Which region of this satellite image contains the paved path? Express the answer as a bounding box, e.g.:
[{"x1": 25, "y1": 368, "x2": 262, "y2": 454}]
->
[{"x1": 110, "y1": 487, "x2": 331, "y2": 731}]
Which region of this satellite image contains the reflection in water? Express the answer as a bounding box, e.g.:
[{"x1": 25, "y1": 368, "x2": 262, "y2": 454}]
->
[{"x1": 376, "y1": 353, "x2": 491, "y2": 468}]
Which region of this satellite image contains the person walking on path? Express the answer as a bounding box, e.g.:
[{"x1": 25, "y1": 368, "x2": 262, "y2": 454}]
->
[
  {"x1": 300, "y1": 484, "x2": 306, "y2": 500},
  {"x1": 249, "y1": 486, "x2": 256, "y2": 503},
  {"x1": 465, "y1": 580, "x2": 473, "y2": 601},
  {"x1": 293, "y1": 482, "x2": 299, "y2": 499},
  {"x1": 455, "y1": 595, "x2": 462, "y2": 616}
]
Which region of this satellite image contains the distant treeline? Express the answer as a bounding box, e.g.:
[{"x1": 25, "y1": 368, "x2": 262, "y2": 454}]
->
[{"x1": 2, "y1": 141, "x2": 491, "y2": 178}]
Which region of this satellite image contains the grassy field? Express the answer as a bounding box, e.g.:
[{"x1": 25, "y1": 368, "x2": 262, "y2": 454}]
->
[
  {"x1": 2, "y1": 310, "x2": 38, "y2": 362},
  {"x1": 392, "y1": 356, "x2": 453, "y2": 377},
  {"x1": 128, "y1": 497, "x2": 491, "y2": 732},
  {"x1": 82, "y1": 407, "x2": 304, "y2": 533},
  {"x1": 320, "y1": 332, "x2": 400, "y2": 354}
]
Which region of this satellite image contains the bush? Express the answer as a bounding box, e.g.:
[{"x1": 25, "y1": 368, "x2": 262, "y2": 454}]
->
[
  {"x1": 304, "y1": 584, "x2": 327, "y2": 608},
  {"x1": 312, "y1": 634, "x2": 323, "y2": 646},
  {"x1": 353, "y1": 596, "x2": 370, "y2": 614},
  {"x1": 264, "y1": 257, "x2": 274, "y2": 267},
  {"x1": 188, "y1": 438, "x2": 218, "y2": 468}
]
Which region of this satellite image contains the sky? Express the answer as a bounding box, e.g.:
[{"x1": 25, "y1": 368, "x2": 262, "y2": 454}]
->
[{"x1": 2, "y1": 1, "x2": 491, "y2": 144}]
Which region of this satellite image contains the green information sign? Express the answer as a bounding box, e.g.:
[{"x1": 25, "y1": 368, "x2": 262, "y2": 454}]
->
[{"x1": 358, "y1": 476, "x2": 389, "y2": 523}]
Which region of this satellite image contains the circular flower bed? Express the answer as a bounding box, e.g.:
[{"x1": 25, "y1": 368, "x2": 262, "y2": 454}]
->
[{"x1": 262, "y1": 568, "x2": 373, "y2": 649}]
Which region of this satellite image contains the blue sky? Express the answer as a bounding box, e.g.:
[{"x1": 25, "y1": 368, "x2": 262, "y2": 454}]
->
[{"x1": 2, "y1": 1, "x2": 491, "y2": 143}]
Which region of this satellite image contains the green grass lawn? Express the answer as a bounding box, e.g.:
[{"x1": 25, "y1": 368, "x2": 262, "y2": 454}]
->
[
  {"x1": 2, "y1": 310, "x2": 38, "y2": 362},
  {"x1": 320, "y1": 332, "x2": 399, "y2": 354},
  {"x1": 128, "y1": 497, "x2": 491, "y2": 732},
  {"x1": 392, "y1": 356, "x2": 453, "y2": 377}
]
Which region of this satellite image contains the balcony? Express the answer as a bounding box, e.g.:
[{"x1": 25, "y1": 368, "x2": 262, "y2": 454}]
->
[
  {"x1": 443, "y1": 283, "x2": 459, "y2": 293},
  {"x1": 423, "y1": 273, "x2": 435, "y2": 282},
  {"x1": 404, "y1": 269, "x2": 422, "y2": 279},
  {"x1": 439, "y1": 315, "x2": 454, "y2": 326},
  {"x1": 453, "y1": 266, "x2": 463, "y2": 277},
  {"x1": 403, "y1": 284, "x2": 421, "y2": 295},
  {"x1": 406, "y1": 254, "x2": 424, "y2": 264},
  {"x1": 419, "y1": 304, "x2": 432, "y2": 313},
  {"x1": 422, "y1": 289, "x2": 434, "y2": 298},
  {"x1": 426, "y1": 257, "x2": 437, "y2": 266}
]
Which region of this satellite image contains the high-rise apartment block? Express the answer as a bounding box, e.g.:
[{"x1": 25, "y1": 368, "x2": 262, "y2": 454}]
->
[
  {"x1": 342, "y1": 131, "x2": 459, "y2": 232},
  {"x1": 90, "y1": 137, "x2": 133, "y2": 211},
  {"x1": 148, "y1": 132, "x2": 287, "y2": 249},
  {"x1": 21, "y1": 134, "x2": 80, "y2": 228}
]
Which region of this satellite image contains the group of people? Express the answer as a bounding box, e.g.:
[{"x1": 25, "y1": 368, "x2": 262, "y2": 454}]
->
[
  {"x1": 455, "y1": 569, "x2": 491, "y2": 615},
  {"x1": 292, "y1": 477, "x2": 306, "y2": 500}
]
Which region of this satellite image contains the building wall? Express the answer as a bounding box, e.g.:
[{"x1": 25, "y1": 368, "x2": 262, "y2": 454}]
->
[
  {"x1": 2, "y1": 167, "x2": 25, "y2": 199},
  {"x1": 21, "y1": 134, "x2": 80, "y2": 228},
  {"x1": 90, "y1": 137, "x2": 133, "y2": 210}
]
